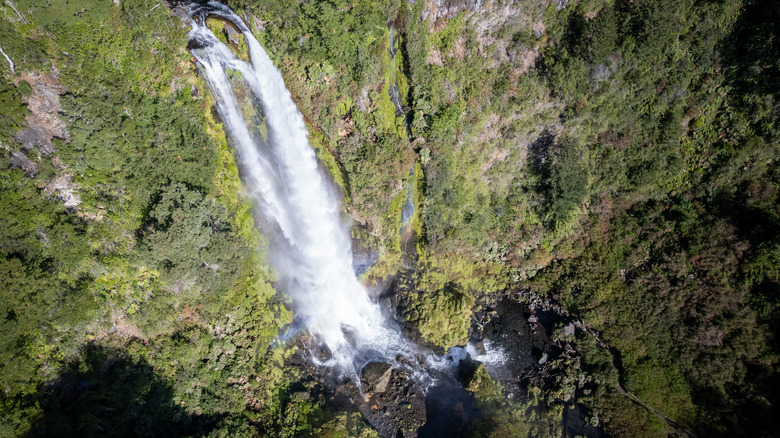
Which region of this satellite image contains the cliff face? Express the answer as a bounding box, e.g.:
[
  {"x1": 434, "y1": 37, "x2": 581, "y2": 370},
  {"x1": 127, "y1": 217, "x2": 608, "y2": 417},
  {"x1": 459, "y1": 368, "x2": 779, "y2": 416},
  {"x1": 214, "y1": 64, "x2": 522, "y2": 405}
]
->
[{"x1": 421, "y1": 0, "x2": 480, "y2": 20}]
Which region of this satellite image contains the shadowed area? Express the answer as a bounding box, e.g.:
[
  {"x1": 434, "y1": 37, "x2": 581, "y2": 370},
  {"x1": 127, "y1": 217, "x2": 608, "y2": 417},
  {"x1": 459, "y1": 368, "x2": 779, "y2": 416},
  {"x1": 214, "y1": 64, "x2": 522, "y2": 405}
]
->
[{"x1": 28, "y1": 342, "x2": 222, "y2": 438}]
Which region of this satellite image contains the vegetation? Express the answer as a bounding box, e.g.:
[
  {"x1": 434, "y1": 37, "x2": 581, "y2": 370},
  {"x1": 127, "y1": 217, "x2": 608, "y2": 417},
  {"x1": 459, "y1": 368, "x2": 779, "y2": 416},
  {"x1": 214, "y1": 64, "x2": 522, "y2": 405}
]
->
[
  {"x1": 401, "y1": 282, "x2": 475, "y2": 350},
  {"x1": 0, "y1": 1, "x2": 309, "y2": 436},
  {"x1": 0, "y1": 0, "x2": 777, "y2": 436}
]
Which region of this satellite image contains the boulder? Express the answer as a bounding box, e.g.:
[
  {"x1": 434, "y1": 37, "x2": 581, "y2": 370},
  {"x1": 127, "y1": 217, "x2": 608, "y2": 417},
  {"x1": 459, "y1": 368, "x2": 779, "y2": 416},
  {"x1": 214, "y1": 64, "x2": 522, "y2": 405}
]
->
[
  {"x1": 355, "y1": 366, "x2": 427, "y2": 437},
  {"x1": 224, "y1": 22, "x2": 241, "y2": 45},
  {"x1": 561, "y1": 322, "x2": 576, "y2": 338},
  {"x1": 360, "y1": 361, "x2": 393, "y2": 394}
]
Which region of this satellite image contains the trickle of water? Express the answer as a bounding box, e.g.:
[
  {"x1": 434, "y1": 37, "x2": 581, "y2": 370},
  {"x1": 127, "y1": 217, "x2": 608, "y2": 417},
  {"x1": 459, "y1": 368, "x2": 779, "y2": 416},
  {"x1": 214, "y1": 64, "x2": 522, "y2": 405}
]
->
[
  {"x1": 431, "y1": 342, "x2": 507, "y2": 369},
  {"x1": 185, "y1": 1, "x2": 418, "y2": 377}
]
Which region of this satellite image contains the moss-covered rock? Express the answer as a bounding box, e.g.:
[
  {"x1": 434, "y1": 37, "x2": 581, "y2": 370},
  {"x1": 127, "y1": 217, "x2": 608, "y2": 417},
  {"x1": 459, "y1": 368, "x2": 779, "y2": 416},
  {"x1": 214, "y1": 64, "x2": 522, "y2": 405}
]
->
[
  {"x1": 466, "y1": 363, "x2": 502, "y2": 403},
  {"x1": 402, "y1": 282, "x2": 474, "y2": 349}
]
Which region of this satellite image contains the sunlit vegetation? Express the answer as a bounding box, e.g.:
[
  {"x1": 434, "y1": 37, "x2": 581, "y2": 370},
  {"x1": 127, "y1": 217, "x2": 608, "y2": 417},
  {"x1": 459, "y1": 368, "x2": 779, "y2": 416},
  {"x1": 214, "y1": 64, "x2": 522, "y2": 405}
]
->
[
  {"x1": 0, "y1": 0, "x2": 777, "y2": 436},
  {"x1": 0, "y1": 1, "x2": 301, "y2": 435}
]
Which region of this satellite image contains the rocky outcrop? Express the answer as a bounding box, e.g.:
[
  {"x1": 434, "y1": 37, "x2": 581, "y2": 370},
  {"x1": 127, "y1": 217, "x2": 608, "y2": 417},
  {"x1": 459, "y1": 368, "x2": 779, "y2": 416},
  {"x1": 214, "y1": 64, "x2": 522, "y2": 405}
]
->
[
  {"x1": 10, "y1": 151, "x2": 37, "y2": 176},
  {"x1": 360, "y1": 361, "x2": 393, "y2": 394},
  {"x1": 15, "y1": 69, "x2": 68, "y2": 155},
  {"x1": 43, "y1": 158, "x2": 81, "y2": 208},
  {"x1": 356, "y1": 363, "x2": 426, "y2": 438},
  {"x1": 224, "y1": 22, "x2": 241, "y2": 45},
  {"x1": 421, "y1": 0, "x2": 480, "y2": 21},
  {"x1": 170, "y1": 6, "x2": 191, "y2": 28},
  {"x1": 10, "y1": 70, "x2": 81, "y2": 208}
]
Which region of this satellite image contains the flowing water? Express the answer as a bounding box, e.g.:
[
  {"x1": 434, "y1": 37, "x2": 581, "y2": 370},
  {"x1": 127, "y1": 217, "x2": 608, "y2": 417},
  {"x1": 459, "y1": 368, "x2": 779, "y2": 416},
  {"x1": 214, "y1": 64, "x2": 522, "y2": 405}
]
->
[
  {"x1": 186, "y1": 1, "x2": 420, "y2": 377},
  {"x1": 185, "y1": 1, "x2": 504, "y2": 384}
]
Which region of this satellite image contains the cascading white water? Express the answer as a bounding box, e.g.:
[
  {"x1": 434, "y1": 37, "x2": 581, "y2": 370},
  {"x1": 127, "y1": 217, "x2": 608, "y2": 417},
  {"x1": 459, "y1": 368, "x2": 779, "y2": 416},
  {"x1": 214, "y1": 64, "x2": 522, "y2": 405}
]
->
[
  {"x1": 186, "y1": 2, "x2": 418, "y2": 376},
  {"x1": 185, "y1": 2, "x2": 507, "y2": 386}
]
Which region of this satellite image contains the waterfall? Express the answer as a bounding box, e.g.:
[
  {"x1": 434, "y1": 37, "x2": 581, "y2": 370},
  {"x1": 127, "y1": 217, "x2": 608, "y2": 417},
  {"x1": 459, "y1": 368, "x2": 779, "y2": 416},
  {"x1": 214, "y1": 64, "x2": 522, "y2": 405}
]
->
[
  {"x1": 185, "y1": 2, "x2": 418, "y2": 376},
  {"x1": 184, "y1": 2, "x2": 507, "y2": 386}
]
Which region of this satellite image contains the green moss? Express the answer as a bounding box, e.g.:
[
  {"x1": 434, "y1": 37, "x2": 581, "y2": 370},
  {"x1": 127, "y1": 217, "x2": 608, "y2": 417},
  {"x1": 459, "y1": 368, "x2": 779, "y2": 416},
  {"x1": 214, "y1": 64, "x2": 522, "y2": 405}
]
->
[
  {"x1": 416, "y1": 251, "x2": 508, "y2": 295},
  {"x1": 466, "y1": 363, "x2": 503, "y2": 402},
  {"x1": 405, "y1": 283, "x2": 474, "y2": 349},
  {"x1": 206, "y1": 17, "x2": 249, "y2": 62},
  {"x1": 376, "y1": 28, "x2": 410, "y2": 139},
  {"x1": 308, "y1": 129, "x2": 348, "y2": 194}
]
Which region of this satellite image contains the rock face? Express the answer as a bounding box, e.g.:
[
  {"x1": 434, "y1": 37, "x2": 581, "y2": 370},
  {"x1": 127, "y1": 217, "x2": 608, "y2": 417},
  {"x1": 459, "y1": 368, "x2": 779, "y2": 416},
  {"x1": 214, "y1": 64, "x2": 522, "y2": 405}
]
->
[
  {"x1": 170, "y1": 6, "x2": 191, "y2": 28},
  {"x1": 422, "y1": 0, "x2": 479, "y2": 21},
  {"x1": 11, "y1": 69, "x2": 81, "y2": 208},
  {"x1": 472, "y1": 298, "x2": 551, "y2": 383},
  {"x1": 356, "y1": 364, "x2": 426, "y2": 438},
  {"x1": 10, "y1": 151, "x2": 37, "y2": 176},
  {"x1": 360, "y1": 361, "x2": 393, "y2": 394},
  {"x1": 15, "y1": 70, "x2": 68, "y2": 155}
]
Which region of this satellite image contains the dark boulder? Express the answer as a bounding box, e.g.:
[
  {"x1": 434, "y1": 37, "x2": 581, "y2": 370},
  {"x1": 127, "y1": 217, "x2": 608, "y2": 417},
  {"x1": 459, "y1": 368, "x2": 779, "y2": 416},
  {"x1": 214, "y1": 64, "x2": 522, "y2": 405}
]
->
[
  {"x1": 356, "y1": 366, "x2": 426, "y2": 437},
  {"x1": 360, "y1": 361, "x2": 393, "y2": 394}
]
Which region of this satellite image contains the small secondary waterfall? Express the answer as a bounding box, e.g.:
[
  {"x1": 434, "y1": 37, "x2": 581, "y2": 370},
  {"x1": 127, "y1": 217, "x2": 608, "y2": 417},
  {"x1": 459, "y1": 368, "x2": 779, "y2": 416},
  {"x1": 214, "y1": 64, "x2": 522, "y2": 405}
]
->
[{"x1": 186, "y1": 2, "x2": 418, "y2": 376}]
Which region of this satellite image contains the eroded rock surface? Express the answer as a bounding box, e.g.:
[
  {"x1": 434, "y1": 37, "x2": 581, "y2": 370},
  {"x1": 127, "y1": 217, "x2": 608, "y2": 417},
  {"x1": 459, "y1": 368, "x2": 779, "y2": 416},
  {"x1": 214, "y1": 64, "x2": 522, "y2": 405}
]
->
[
  {"x1": 357, "y1": 366, "x2": 426, "y2": 438},
  {"x1": 9, "y1": 69, "x2": 81, "y2": 207},
  {"x1": 10, "y1": 150, "x2": 37, "y2": 175},
  {"x1": 360, "y1": 361, "x2": 393, "y2": 394},
  {"x1": 422, "y1": 0, "x2": 479, "y2": 21},
  {"x1": 15, "y1": 69, "x2": 68, "y2": 155}
]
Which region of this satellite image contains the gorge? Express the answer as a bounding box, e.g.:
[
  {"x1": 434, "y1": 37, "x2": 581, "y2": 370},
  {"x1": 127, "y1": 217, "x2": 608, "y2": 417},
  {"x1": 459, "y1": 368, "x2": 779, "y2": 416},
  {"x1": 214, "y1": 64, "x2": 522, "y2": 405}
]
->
[{"x1": 0, "y1": 0, "x2": 777, "y2": 437}]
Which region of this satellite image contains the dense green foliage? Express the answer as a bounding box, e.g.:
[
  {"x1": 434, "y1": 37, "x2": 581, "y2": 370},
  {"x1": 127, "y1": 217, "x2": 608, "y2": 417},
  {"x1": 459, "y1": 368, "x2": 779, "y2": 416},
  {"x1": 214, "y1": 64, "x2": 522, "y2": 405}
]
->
[
  {"x1": 0, "y1": 1, "x2": 314, "y2": 436},
  {"x1": 1, "y1": 0, "x2": 778, "y2": 437}
]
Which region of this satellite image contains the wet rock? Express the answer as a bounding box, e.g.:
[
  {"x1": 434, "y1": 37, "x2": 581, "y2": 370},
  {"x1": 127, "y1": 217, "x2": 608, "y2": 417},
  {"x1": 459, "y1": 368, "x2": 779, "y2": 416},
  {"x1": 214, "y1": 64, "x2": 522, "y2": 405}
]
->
[
  {"x1": 313, "y1": 342, "x2": 332, "y2": 363},
  {"x1": 479, "y1": 298, "x2": 551, "y2": 383},
  {"x1": 341, "y1": 326, "x2": 358, "y2": 348},
  {"x1": 224, "y1": 22, "x2": 241, "y2": 45},
  {"x1": 360, "y1": 361, "x2": 393, "y2": 394},
  {"x1": 356, "y1": 367, "x2": 426, "y2": 438},
  {"x1": 171, "y1": 6, "x2": 191, "y2": 28},
  {"x1": 474, "y1": 339, "x2": 487, "y2": 356}
]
